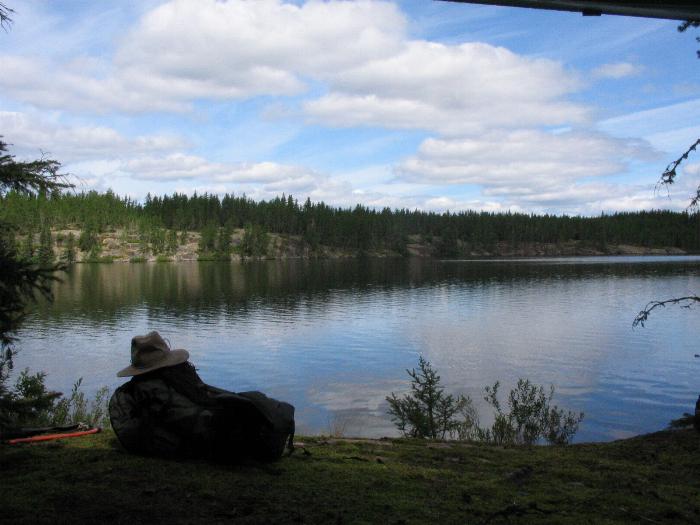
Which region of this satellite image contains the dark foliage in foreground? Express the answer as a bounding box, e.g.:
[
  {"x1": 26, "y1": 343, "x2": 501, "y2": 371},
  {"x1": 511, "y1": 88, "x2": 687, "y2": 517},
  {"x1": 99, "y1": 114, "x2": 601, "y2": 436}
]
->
[{"x1": 0, "y1": 139, "x2": 71, "y2": 431}]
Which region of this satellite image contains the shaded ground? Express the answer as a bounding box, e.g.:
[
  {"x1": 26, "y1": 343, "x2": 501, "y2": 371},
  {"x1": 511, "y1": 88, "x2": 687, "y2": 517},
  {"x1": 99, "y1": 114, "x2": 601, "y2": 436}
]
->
[{"x1": 2, "y1": 429, "x2": 699, "y2": 524}]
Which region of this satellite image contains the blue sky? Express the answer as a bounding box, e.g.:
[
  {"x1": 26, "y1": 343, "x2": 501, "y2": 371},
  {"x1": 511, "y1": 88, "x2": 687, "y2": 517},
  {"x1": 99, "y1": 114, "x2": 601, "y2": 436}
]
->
[{"x1": 1, "y1": 0, "x2": 698, "y2": 215}]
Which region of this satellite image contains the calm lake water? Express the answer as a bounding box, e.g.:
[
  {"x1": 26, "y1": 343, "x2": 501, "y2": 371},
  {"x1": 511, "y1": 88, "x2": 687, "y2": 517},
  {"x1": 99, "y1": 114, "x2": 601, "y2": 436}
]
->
[{"x1": 13, "y1": 256, "x2": 700, "y2": 442}]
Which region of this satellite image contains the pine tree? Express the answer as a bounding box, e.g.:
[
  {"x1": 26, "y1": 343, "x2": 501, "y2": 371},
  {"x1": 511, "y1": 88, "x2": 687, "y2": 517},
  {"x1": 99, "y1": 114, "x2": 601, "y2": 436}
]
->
[
  {"x1": 216, "y1": 226, "x2": 232, "y2": 256},
  {"x1": 78, "y1": 225, "x2": 97, "y2": 253},
  {"x1": 62, "y1": 232, "x2": 76, "y2": 264},
  {"x1": 38, "y1": 224, "x2": 53, "y2": 264},
  {"x1": 198, "y1": 223, "x2": 217, "y2": 253},
  {"x1": 166, "y1": 229, "x2": 179, "y2": 255},
  {"x1": 20, "y1": 230, "x2": 34, "y2": 261}
]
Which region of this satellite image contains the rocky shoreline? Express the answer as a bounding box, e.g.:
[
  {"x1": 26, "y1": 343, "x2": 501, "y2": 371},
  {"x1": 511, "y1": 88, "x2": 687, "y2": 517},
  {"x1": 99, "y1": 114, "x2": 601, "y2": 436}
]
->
[{"x1": 28, "y1": 228, "x2": 690, "y2": 263}]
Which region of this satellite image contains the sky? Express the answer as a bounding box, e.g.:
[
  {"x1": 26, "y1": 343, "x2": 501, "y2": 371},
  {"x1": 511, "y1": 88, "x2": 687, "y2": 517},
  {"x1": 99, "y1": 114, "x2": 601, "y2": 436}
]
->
[{"x1": 1, "y1": 0, "x2": 699, "y2": 216}]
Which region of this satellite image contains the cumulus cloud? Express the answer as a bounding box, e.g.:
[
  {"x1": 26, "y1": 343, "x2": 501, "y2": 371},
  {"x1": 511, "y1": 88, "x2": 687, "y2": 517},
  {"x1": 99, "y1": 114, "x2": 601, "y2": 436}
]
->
[
  {"x1": 0, "y1": 0, "x2": 585, "y2": 136},
  {"x1": 396, "y1": 130, "x2": 652, "y2": 194},
  {"x1": 0, "y1": 1, "x2": 678, "y2": 216},
  {"x1": 0, "y1": 110, "x2": 186, "y2": 161},
  {"x1": 306, "y1": 41, "x2": 586, "y2": 134},
  {"x1": 592, "y1": 62, "x2": 642, "y2": 79},
  {"x1": 122, "y1": 154, "x2": 327, "y2": 191},
  {"x1": 0, "y1": 0, "x2": 406, "y2": 112}
]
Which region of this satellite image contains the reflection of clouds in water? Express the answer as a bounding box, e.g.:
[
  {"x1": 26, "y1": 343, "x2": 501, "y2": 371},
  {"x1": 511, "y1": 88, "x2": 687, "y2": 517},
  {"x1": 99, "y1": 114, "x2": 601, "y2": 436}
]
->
[{"x1": 303, "y1": 379, "x2": 404, "y2": 438}]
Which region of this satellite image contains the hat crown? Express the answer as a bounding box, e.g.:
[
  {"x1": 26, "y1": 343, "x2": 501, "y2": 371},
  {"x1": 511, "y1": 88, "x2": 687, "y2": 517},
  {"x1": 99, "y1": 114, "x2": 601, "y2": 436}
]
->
[
  {"x1": 118, "y1": 331, "x2": 189, "y2": 377},
  {"x1": 131, "y1": 332, "x2": 171, "y2": 368}
]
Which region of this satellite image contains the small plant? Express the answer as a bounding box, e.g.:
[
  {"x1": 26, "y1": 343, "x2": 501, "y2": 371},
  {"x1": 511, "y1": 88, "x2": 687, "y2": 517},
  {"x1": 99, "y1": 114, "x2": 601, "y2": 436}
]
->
[
  {"x1": 476, "y1": 379, "x2": 583, "y2": 445},
  {"x1": 51, "y1": 378, "x2": 110, "y2": 428},
  {"x1": 326, "y1": 412, "x2": 351, "y2": 438},
  {"x1": 387, "y1": 358, "x2": 584, "y2": 445},
  {"x1": 1, "y1": 370, "x2": 110, "y2": 430},
  {"x1": 386, "y1": 356, "x2": 475, "y2": 439},
  {"x1": 129, "y1": 256, "x2": 146, "y2": 263},
  {"x1": 3, "y1": 369, "x2": 62, "y2": 427}
]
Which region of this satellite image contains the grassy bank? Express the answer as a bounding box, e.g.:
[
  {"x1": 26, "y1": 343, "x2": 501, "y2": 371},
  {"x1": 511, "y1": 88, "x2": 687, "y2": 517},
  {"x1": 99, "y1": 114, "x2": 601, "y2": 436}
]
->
[{"x1": 2, "y1": 428, "x2": 699, "y2": 524}]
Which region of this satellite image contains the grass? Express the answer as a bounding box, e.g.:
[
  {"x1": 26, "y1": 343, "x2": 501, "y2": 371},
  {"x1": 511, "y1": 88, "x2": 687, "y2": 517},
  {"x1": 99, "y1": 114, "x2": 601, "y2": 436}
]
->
[
  {"x1": 129, "y1": 256, "x2": 146, "y2": 263},
  {"x1": 2, "y1": 428, "x2": 699, "y2": 524}
]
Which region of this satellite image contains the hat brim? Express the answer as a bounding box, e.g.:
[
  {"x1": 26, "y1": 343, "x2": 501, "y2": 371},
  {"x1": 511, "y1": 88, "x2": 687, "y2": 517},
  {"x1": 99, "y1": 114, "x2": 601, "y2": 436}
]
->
[{"x1": 117, "y1": 349, "x2": 190, "y2": 377}]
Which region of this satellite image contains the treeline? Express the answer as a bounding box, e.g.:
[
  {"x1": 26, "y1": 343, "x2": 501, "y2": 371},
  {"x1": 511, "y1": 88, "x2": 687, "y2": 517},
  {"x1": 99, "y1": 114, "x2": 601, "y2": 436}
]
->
[{"x1": 2, "y1": 189, "x2": 699, "y2": 255}]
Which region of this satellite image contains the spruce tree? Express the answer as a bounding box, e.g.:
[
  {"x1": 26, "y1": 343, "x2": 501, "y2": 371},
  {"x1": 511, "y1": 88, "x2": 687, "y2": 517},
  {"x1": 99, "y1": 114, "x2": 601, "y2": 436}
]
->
[
  {"x1": 20, "y1": 230, "x2": 34, "y2": 262},
  {"x1": 198, "y1": 223, "x2": 217, "y2": 253},
  {"x1": 216, "y1": 226, "x2": 232, "y2": 256},
  {"x1": 166, "y1": 229, "x2": 179, "y2": 255},
  {"x1": 62, "y1": 233, "x2": 76, "y2": 264},
  {"x1": 38, "y1": 224, "x2": 53, "y2": 264},
  {"x1": 1, "y1": 138, "x2": 70, "y2": 431}
]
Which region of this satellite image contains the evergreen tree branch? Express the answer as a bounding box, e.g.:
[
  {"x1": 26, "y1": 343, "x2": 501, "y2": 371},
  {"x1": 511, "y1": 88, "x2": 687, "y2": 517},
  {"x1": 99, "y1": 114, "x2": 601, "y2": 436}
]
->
[
  {"x1": 0, "y1": 139, "x2": 72, "y2": 197},
  {"x1": 633, "y1": 296, "x2": 700, "y2": 328},
  {"x1": 0, "y1": 3, "x2": 13, "y2": 31}
]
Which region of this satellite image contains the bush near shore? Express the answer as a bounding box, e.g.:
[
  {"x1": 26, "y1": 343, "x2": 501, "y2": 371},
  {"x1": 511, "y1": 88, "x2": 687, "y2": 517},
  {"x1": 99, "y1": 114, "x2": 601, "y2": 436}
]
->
[{"x1": 2, "y1": 427, "x2": 699, "y2": 524}]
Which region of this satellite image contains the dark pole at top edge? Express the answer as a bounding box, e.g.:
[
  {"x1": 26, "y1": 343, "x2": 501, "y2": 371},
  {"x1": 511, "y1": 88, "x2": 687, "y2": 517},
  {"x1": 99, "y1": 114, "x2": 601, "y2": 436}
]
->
[{"x1": 439, "y1": 1, "x2": 700, "y2": 22}]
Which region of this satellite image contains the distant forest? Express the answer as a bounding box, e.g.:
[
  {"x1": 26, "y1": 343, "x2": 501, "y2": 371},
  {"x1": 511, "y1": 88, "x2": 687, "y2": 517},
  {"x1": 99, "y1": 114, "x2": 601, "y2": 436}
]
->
[{"x1": 2, "y1": 190, "x2": 699, "y2": 256}]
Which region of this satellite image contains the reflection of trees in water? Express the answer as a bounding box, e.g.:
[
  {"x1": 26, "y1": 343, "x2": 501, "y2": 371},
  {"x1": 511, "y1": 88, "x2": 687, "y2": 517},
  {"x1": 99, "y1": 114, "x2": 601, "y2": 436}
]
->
[{"x1": 34, "y1": 258, "x2": 700, "y2": 324}]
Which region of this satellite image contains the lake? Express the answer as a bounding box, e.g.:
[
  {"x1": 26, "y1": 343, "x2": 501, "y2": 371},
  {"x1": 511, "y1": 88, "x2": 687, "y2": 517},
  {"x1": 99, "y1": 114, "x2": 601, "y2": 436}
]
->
[{"x1": 13, "y1": 256, "x2": 700, "y2": 442}]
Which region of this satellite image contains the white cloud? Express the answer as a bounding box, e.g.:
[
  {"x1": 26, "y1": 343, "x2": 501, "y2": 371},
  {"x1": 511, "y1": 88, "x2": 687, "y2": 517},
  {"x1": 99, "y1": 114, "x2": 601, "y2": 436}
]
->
[
  {"x1": 0, "y1": 0, "x2": 407, "y2": 112},
  {"x1": 1, "y1": 0, "x2": 585, "y2": 137},
  {"x1": 122, "y1": 154, "x2": 328, "y2": 191},
  {"x1": 305, "y1": 40, "x2": 586, "y2": 134},
  {"x1": 0, "y1": 110, "x2": 186, "y2": 161},
  {"x1": 396, "y1": 130, "x2": 651, "y2": 194},
  {"x1": 0, "y1": 1, "x2": 684, "y2": 216},
  {"x1": 683, "y1": 163, "x2": 700, "y2": 177},
  {"x1": 592, "y1": 62, "x2": 642, "y2": 79},
  {"x1": 0, "y1": 54, "x2": 189, "y2": 113},
  {"x1": 597, "y1": 98, "x2": 700, "y2": 154}
]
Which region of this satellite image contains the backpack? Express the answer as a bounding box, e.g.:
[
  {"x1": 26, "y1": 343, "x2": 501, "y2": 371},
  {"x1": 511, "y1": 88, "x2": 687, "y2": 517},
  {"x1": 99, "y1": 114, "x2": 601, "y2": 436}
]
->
[
  {"x1": 212, "y1": 389, "x2": 296, "y2": 462},
  {"x1": 109, "y1": 376, "x2": 295, "y2": 462}
]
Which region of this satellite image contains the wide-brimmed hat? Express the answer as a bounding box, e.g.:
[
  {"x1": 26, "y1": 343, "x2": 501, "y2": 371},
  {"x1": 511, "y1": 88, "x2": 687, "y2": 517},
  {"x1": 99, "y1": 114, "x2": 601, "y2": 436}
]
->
[{"x1": 117, "y1": 331, "x2": 189, "y2": 377}]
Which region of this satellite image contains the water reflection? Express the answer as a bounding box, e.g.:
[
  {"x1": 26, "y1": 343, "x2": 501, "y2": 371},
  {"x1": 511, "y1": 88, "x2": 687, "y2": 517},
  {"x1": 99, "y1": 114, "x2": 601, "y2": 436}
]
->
[{"x1": 15, "y1": 257, "x2": 700, "y2": 442}]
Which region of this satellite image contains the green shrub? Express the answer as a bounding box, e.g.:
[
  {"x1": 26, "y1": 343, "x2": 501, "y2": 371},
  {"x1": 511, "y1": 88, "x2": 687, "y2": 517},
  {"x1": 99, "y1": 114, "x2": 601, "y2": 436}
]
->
[
  {"x1": 386, "y1": 356, "x2": 475, "y2": 440},
  {"x1": 51, "y1": 378, "x2": 110, "y2": 428},
  {"x1": 155, "y1": 255, "x2": 172, "y2": 262},
  {"x1": 479, "y1": 379, "x2": 584, "y2": 445},
  {"x1": 129, "y1": 256, "x2": 146, "y2": 263},
  {"x1": 387, "y1": 358, "x2": 584, "y2": 445},
  {"x1": 1, "y1": 370, "x2": 109, "y2": 430}
]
